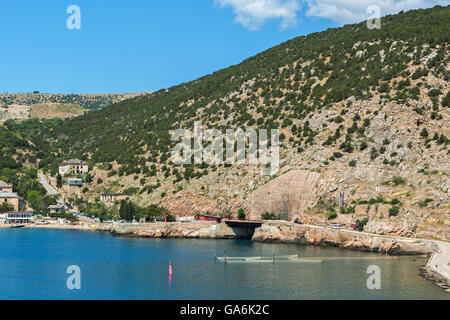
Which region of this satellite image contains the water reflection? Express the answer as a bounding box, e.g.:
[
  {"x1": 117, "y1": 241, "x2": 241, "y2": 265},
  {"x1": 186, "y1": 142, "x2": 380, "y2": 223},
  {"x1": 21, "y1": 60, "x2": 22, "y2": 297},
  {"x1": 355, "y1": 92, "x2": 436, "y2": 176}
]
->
[{"x1": 0, "y1": 229, "x2": 447, "y2": 300}]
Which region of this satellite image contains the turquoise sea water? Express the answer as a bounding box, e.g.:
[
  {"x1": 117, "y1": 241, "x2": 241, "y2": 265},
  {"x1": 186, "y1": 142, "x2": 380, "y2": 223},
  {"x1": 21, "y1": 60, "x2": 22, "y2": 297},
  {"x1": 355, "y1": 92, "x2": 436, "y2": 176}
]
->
[{"x1": 0, "y1": 228, "x2": 448, "y2": 300}]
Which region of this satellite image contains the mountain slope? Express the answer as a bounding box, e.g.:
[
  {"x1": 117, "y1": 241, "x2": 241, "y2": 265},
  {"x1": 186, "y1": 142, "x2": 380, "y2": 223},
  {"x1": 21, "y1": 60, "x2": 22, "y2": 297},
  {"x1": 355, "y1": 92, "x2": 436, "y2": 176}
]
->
[
  {"x1": 49, "y1": 6, "x2": 449, "y2": 164},
  {"x1": 16, "y1": 5, "x2": 449, "y2": 239}
]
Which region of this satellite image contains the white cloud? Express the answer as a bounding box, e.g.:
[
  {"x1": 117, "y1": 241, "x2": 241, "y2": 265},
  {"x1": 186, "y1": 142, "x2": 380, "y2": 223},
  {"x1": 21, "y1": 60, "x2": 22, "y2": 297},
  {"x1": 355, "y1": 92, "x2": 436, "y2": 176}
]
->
[
  {"x1": 304, "y1": 0, "x2": 448, "y2": 25},
  {"x1": 215, "y1": 0, "x2": 301, "y2": 30}
]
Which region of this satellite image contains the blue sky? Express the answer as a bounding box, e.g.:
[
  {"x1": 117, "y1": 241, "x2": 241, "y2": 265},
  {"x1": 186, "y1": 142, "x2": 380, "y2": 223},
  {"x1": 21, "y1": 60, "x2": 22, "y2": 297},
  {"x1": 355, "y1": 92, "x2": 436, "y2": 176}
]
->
[{"x1": 0, "y1": 0, "x2": 445, "y2": 94}]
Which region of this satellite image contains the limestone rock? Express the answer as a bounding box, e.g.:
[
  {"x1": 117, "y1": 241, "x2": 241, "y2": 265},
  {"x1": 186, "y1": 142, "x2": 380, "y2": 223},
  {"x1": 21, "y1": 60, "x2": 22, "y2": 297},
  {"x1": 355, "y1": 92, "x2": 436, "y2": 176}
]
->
[{"x1": 249, "y1": 170, "x2": 322, "y2": 220}]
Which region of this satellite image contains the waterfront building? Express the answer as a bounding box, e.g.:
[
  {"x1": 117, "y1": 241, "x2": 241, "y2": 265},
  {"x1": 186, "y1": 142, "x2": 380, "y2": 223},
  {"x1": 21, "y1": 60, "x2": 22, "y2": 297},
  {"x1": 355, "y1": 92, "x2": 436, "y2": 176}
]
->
[
  {"x1": 4, "y1": 212, "x2": 33, "y2": 224},
  {"x1": 0, "y1": 192, "x2": 20, "y2": 211},
  {"x1": 49, "y1": 204, "x2": 66, "y2": 214},
  {"x1": 0, "y1": 181, "x2": 25, "y2": 211}
]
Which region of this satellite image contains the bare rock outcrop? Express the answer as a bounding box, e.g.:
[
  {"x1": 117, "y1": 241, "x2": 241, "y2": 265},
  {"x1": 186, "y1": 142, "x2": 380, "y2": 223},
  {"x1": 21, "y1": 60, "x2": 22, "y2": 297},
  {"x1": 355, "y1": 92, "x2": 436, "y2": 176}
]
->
[
  {"x1": 249, "y1": 170, "x2": 322, "y2": 221},
  {"x1": 163, "y1": 191, "x2": 247, "y2": 218}
]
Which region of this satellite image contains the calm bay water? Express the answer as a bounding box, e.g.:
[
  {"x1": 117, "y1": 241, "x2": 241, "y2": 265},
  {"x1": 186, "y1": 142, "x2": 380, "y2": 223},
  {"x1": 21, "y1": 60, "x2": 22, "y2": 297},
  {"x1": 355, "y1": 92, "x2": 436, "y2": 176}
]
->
[{"x1": 0, "y1": 228, "x2": 447, "y2": 300}]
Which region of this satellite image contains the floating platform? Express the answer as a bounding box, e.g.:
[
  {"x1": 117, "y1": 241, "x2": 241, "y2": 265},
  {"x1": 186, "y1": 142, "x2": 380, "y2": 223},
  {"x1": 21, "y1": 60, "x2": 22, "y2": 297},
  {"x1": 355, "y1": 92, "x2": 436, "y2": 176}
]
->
[{"x1": 216, "y1": 254, "x2": 323, "y2": 263}]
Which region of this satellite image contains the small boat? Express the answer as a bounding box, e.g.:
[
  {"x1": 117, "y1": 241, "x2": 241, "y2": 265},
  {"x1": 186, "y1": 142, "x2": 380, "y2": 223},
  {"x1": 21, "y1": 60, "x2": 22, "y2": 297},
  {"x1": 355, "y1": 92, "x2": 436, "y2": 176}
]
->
[{"x1": 11, "y1": 224, "x2": 25, "y2": 228}]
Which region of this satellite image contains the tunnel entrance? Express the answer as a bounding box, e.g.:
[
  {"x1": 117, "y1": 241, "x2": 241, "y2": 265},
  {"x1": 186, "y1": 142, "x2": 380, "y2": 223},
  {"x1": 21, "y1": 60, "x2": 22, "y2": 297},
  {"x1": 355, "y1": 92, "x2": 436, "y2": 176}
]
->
[{"x1": 223, "y1": 220, "x2": 263, "y2": 239}]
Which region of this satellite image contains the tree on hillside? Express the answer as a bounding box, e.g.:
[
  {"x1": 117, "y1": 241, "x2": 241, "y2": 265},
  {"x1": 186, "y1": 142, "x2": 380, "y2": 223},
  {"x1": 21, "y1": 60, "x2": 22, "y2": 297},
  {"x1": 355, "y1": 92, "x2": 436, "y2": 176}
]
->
[
  {"x1": 56, "y1": 174, "x2": 62, "y2": 188},
  {"x1": 84, "y1": 173, "x2": 93, "y2": 184},
  {"x1": 119, "y1": 200, "x2": 135, "y2": 221},
  {"x1": 237, "y1": 208, "x2": 246, "y2": 220},
  {"x1": 26, "y1": 190, "x2": 43, "y2": 211}
]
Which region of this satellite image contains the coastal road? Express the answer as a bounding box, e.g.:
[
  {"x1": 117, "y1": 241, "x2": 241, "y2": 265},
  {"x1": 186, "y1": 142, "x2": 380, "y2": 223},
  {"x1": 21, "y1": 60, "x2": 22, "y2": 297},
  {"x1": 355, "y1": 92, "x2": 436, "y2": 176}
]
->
[
  {"x1": 38, "y1": 172, "x2": 64, "y2": 204},
  {"x1": 339, "y1": 228, "x2": 450, "y2": 282},
  {"x1": 38, "y1": 173, "x2": 58, "y2": 195},
  {"x1": 428, "y1": 241, "x2": 450, "y2": 283}
]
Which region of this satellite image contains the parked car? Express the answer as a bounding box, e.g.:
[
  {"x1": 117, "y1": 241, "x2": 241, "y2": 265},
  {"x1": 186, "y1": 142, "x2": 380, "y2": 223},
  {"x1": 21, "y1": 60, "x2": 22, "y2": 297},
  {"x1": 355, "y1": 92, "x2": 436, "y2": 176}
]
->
[{"x1": 331, "y1": 224, "x2": 342, "y2": 230}]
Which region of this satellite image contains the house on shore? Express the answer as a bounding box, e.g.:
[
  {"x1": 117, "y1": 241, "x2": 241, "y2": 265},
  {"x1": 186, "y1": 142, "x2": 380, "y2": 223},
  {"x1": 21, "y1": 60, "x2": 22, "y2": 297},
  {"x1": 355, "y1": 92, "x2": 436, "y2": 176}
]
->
[
  {"x1": 0, "y1": 180, "x2": 23, "y2": 211},
  {"x1": 59, "y1": 159, "x2": 89, "y2": 176},
  {"x1": 49, "y1": 204, "x2": 66, "y2": 215}
]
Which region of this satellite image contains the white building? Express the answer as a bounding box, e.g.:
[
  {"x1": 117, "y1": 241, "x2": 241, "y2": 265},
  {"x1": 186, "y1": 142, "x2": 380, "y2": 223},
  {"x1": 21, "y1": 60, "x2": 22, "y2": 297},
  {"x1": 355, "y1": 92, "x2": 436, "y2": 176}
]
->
[
  {"x1": 59, "y1": 159, "x2": 89, "y2": 176},
  {"x1": 100, "y1": 193, "x2": 126, "y2": 203},
  {"x1": 49, "y1": 204, "x2": 65, "y2": 214},
  {"x1": 4, "y1": 212, "x2": 33, "y2": 224}
]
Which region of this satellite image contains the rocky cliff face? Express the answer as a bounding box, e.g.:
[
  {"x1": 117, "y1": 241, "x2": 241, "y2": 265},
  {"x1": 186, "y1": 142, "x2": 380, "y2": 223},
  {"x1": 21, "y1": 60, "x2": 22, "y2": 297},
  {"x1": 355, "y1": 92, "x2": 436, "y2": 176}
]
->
[
  {"x1": 249, "y1": 170, "x2": 322, "y2": 220},
  {"x1": 163, "y1": 191, "x2": 246, "y2": 218}
]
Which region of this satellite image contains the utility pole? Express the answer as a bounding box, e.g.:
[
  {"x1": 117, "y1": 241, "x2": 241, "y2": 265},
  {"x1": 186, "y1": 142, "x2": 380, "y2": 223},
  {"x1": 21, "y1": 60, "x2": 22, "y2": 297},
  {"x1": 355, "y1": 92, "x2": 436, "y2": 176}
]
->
[{"x1": 339, "y1": 191, "x2": 344, "y2": 210}]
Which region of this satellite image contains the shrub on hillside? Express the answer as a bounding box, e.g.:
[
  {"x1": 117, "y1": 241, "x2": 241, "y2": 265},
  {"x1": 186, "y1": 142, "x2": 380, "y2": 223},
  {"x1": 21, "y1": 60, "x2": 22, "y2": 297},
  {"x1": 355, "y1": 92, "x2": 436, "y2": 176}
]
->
[
  {"x1": 327, "y1": 210, "x2": 338, "y2": 220},
  {"x1": 389, "y1": 206, "x2": 400, "y2": 217},
  {"x1": 261, "y1": 212, "x2": 278, "y2": 220},
  {"x1": 355, "y1": 218, "x2": 369, "y2": 231},
  {"x1": 392, "y1": 176, "x2": 407, "y2": 186},
  {"x1": 237, "y1": 208, "x2": 246, "y2": 220}
]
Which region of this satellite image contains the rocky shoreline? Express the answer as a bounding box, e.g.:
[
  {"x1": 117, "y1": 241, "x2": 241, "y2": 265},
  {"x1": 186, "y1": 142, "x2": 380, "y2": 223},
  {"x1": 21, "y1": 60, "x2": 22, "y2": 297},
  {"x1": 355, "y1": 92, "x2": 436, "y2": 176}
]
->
[
  {"x1": 419, "y1": 266, "x2": 450, "y2": 292},
  {"x1": 252, "y1": 221, "x2": 450, "y2": 292},
  {"x1": 96, "y1": 220, "x2": 432, "y2": 254},
  {"x1": 251, "y1": 221, "x2": 432, "y2": 254},
  {"x1": 19, "y1": 220, "x2": 450, "y2": 292}
]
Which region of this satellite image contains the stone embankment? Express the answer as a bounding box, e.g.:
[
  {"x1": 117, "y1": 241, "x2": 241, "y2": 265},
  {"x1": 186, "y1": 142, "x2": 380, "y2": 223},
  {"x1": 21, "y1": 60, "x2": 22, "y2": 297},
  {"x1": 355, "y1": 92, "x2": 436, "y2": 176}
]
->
[
  {"x1": 98, "y1": 222, "x2": 215, "y2": 238},
  {"x1": 97, "y1": 221, "x2": 245, "y2": 239},
  {"x1": 252, "y1": 221, "x2": 449, "y2": 290},
  {"x1": 252, "y1": 221, "x2": 433, "y2": 254},
  {"x1": 98, "y1": 220, "x2": 433, "y2": 255},
  {"x1": 421, "y1": 240, "x2": 450, "y2": 292}
]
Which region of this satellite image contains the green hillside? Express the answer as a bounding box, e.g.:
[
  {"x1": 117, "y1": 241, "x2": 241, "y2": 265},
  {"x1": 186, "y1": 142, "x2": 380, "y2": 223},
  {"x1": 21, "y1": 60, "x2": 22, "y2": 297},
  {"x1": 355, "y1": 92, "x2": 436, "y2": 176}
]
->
[
  {"x1": 43, "y1": 6, "x2": 449, "y2": 175},
  {"x1": 0, "y1": 5, "x2": 448, "y2": 235},
  {"x1": 2, "y1": 6, "x2": 449, "y2": 220}
]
